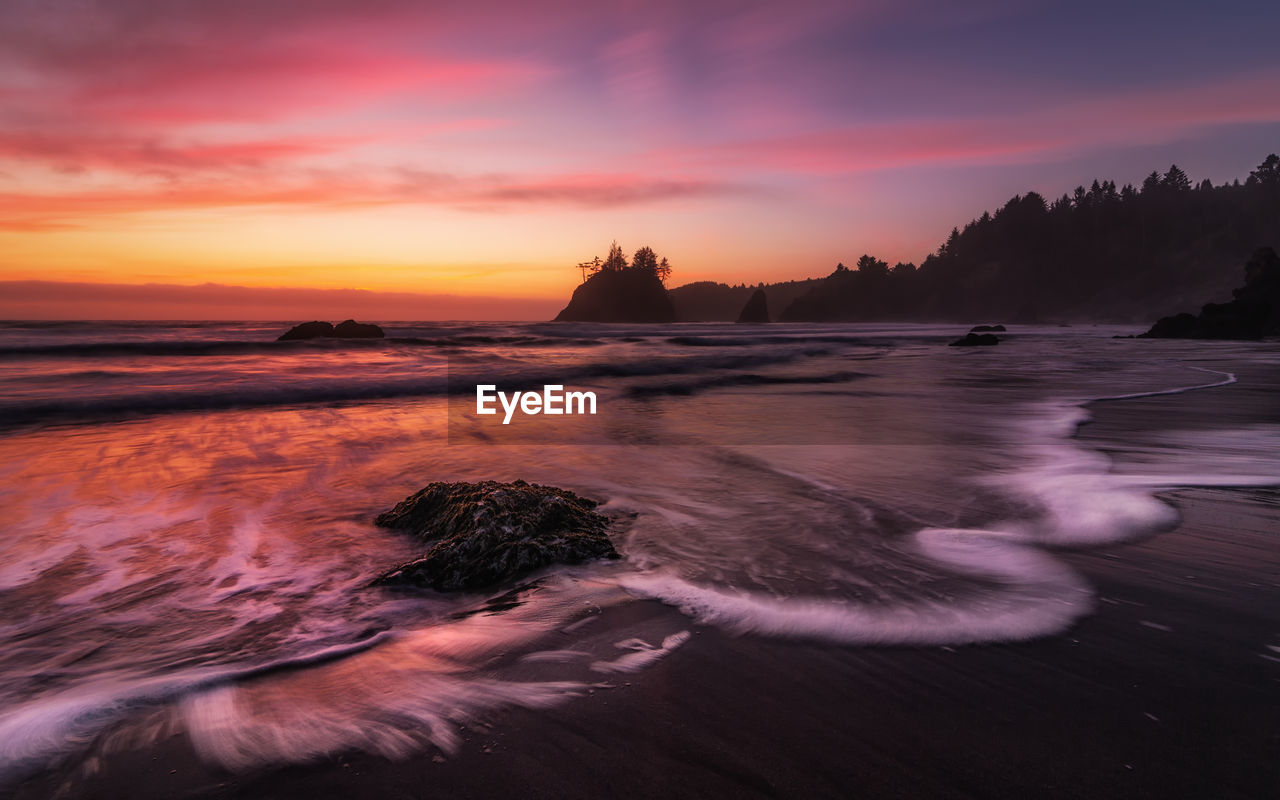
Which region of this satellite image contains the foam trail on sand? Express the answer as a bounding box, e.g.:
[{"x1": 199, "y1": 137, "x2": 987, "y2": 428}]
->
[
  {"x1": 0, "y1": 634, "x2": 391, "y2": 783},
  {"x1": 1000, "y1": 368, "x2": 1277, "y2": 546},
  {"x1": 619, "y1": 364, "x2": 1274, "y2": 647},
  {"x1": 591, "y1": 632, "x2": 692, "y2": 673},
  {"x1": 619, "y1": 530, "x2": 1093, "y2": 646},
  {"x1": 176, "y1": 581, "x2": 632, "y2": 770}
]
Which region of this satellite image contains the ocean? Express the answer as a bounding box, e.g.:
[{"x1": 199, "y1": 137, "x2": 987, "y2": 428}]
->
[{"x1": 1, "y1": 321, "x2": 1278, "y2": 790}]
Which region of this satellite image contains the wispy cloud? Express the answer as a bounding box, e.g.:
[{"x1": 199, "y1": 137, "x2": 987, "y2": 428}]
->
[
  {"x1": 650, "y1": 70, "x2": 1280, "y2": 176},
  {"x1": 0, "y1": 169, "x2": 747, "y2": 230}
]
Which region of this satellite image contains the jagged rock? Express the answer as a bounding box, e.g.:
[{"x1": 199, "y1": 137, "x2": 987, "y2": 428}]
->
[
  {"x1": 277, "y1": 321, "x2": 335, "y2": 340},
  {"x1": 1139, "y1": 247, "x2": 1280, "y2": 339},
  {"x1": 969, "y1": 324, "x2": 1006, "y2": 332},
  {"x1": 333, "y1": 319, "x2": 385, "y2": 338},
  {"x1": 373, "y1": 480, "x2": 619, "y2": 591},
  {"x1": 735, "y1": 289, "x2": 771, "y2": 323},
  {"x1": 949, "y1": 333, "x2": 1000, "y2": 346},
  {"x1": 554, "y1": 269, "x2": 676, "y2": 323}
]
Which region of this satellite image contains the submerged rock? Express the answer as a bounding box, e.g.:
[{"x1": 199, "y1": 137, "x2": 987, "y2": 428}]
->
[
  {"x1": 373, "y1": 480, "x2": 619, "y2": 591},
  {"x1": 277, "y1": 321, "x2": 335, "y2": 340},
  {"x1": 949, "y1": 332, "x2": 1000, "y2": 346},
  {"x1": 735, "y1": 289, "x2": 771, "y2": 323},
  {"x1": 969, "y1": 324, "x2": 1006, "y2": 332},
  {"x1": 333, "y1": 319, "x2": 385, "y2": 338}
]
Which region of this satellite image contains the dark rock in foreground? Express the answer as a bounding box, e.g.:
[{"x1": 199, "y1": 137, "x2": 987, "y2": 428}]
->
[
  {"x1": 554, "y1": 269, "x2": 676, "y2": 323},
  {"x1": 373, "y1": 480, "x2": 619, "y2": 591},
  {"x1": 277, "y1": 319, "x2": 384, "y2": 340},
  {"x1": 735, "y1": 289, "x2": 771, "y2": 323},
  {"x1": 969, "y1": 324, "x2": 1006, "y2": 332},
  {"x1": 333, "y1": 319, "x2": 385, "y2": 338},
  {"x1": 277, "y1": 321, "x2": 335, "y2": 340},
  {"x1": 949, "y1": 333, "x2": 1000, "y2": 346},
  {"x1": 1139, "y1": 247, "x2": 1280, "y2": 340}
]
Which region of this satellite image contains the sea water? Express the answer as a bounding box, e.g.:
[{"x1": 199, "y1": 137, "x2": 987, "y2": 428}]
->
[{"x1": 0, "y1": 321, "x2": 1276, "y2": 783}]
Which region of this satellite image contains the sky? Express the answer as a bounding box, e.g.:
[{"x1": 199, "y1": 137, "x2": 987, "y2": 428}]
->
[{"x1": 1, "y1": 0, "x2": 1279, "y2": 319}]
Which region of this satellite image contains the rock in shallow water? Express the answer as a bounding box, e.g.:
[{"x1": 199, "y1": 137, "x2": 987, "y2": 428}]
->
[
  {"x1": 276, "y1": 319, "x2": 385, "y2": 340},
  {"x1": 277, "y1": 321, "x2": 335, "y2": 340},
  {"x1": 949, "y1": 332, "x2": 1000, "y2": 346},
  {"x1": 373, "y1": 480, "x2": 619, "y2": 591},
  {"x1": 333, "y1": 319, "x2": 384, "y2": 338}
]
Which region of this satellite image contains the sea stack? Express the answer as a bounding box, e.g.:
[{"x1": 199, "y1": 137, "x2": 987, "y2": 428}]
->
[
  {"x1": 735, "y1": 289, "x2": 770, "y2": 323},
  {"x1": 554, "y1": 269, "x2": 676, "y2": 323}
]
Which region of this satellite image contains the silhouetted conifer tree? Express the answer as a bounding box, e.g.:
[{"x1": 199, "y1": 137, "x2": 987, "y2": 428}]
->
[
  {"x1": 603, "y1": 241, "x2": 628, "y2": 272},
  {"x1": 632, "y1": 246, "x2": 658, "y2": 276}
]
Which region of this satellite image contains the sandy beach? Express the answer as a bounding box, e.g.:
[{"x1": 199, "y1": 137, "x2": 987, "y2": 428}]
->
[{"x1": 15, "y1": 351, "x2": 1279, "y2": 800}]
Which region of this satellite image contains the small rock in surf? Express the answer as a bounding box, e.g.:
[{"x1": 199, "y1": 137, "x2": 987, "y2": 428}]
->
[
  {"x1": 277, "y1": 321, "x2": 335, "y2": 340},
  {"x1": 949, "y1": 332, "x2": 1000, "y2": 346},
  {"x1": 373, "y1": 480, "x2": 619, "y2": 591},
  {"x1": 277, "y1": 319, "x2": 385, "y2": 340},
  {"x1": 333, "y1": 319, "x2": 385, "y2": 338}
]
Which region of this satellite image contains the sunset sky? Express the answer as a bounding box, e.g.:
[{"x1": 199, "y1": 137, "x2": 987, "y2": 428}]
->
[{"x1": 2, "y1": 0, "x2": 1279, "y2": 319}]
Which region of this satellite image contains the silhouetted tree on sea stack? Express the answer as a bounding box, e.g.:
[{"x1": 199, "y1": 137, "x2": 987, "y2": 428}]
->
[
  {"x1": 602, "y1": 241, "x2": 628, "y2": 272},
  {"x1": 632, "y1": 246, "x2": 659, "y2": 276}
]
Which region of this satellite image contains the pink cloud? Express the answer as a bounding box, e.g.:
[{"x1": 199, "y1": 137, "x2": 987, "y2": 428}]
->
[
  {"x1": 464, "y1": 172, "x2": 748, "y2": 209},
  {"x1": 0, "y1": 1, "x2": 542, "y2": 131},
  {"x1": 0, "y1": 130, "x2": 361, "y2": 173},
  {"x1": 653, "y1": 70, "x2": 1280, "y2": 176},
  {"x1": 0, "y1": 168, "x2": 746, "y2": 230}
]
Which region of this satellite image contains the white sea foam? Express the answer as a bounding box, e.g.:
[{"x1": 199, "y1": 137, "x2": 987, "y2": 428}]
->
[
  {"x1": 619, "y1": 528, "x2": 1093, "y2": 646},
  {"x1": 178, "y1": 581, "x2": 631, "y2": 770},
  {"x1": 590, "y1": 632, "x2": 692, "y2": 673},
  {"x1": 181, "y1": 667, "x2": 582, "y2": 770},
  {"x1": 617, "y1": 363, "x2": 1277, "y2": 647},
  {"x1": 0, "y1": 634, "x2": 391, "y2": 783},
  {"x1": 997, "y1": 369, "x2": 1279, "y2": 546}
]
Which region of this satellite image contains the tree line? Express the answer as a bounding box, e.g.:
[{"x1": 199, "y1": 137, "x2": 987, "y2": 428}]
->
[{"x1": 781, "y1": 153, "x2": 1280, "y2": 322}]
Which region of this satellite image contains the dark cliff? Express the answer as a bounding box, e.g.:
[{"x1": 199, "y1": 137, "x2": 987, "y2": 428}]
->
[{"x1": 1139, "y1": 247, "x2": 1280, "y2": 339}]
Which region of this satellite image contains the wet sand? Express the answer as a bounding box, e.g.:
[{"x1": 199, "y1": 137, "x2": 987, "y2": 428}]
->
[{"x1": 16, "y1": 359, "x2": 1280, "y2": 800}]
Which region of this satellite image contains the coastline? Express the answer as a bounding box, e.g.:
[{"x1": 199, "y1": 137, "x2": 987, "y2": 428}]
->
[{"x1": 14, "y1": 354, "x2": 1280, "y2": 800}]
